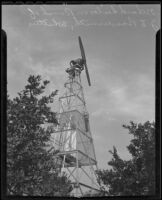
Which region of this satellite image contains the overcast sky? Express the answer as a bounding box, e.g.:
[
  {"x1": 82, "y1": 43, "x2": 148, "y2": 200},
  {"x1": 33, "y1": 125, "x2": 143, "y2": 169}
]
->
[{"x1": 2, "y1": 4, "x2": 160, "y2": 169}]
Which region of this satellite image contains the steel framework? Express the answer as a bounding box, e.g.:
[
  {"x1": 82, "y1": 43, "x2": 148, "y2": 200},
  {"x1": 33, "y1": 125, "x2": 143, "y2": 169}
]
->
[{"x1": 50, "y1": 68, "x2": 100, "y2": 197}]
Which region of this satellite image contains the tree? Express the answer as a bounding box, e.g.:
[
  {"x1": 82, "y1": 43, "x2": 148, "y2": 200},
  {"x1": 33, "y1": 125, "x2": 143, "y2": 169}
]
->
[
  {"x1": 96, "y1": 121, "x2": 155, "y2": 196},
  {"x1": 7, "y1": 75, "x2": 72, "y2": 196}
]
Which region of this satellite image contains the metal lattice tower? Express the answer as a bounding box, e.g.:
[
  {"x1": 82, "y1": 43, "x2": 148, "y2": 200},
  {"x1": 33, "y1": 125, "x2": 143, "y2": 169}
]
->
[
  {"x1": 50, "y1": 37, "x2": 100, "y2": 197},
  {"x1": 51, "y1": 70, "x2": 100, "y2": 196}
]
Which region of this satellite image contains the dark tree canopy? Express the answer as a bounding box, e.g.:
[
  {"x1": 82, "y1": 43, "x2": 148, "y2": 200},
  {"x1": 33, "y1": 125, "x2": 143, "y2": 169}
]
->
[
  {"x1": 96, "y1": 121, "x2": 155, "y2": 196},
  {"x1": 7, "y1": 75, "x2": 72, "y2": 196}
]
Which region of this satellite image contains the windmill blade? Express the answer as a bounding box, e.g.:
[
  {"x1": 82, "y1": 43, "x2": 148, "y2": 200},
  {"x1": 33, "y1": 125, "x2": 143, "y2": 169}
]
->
[
  {"x1": 78, "y1": 36, "x2": 86, "y2": 62},
  {"x1": 85, "y1": 63, "x2": 91, "y2": 86},
  {"x1": 78, "y1": 36, "x2": 91, "y2": 86}
]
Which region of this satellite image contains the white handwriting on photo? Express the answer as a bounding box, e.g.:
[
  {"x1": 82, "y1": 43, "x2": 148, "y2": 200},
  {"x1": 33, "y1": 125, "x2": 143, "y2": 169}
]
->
[{"x1": 25, "y1": 5, "x2": 160, "y2": 31}]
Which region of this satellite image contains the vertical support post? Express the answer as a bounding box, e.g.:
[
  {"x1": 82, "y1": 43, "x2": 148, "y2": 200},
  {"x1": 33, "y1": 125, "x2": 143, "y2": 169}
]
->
[
  {"x1": 76, "y1": 151, "x2": 79, "y2": 196},
  {"x1": 62, "y1": 154, "x2": 66, "y2": 169}
]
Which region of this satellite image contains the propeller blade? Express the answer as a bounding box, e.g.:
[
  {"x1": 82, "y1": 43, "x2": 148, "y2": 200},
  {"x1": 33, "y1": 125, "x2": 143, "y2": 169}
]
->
[
  {"x1": 85, "y1": 63, "x2": 91, "y2": 86},
  {"x1": 78, "y1": 36, "x2": 86, "y2": 62},
  {"x1": 78, "y1": 36, "x2": 91, "y2": 86}
]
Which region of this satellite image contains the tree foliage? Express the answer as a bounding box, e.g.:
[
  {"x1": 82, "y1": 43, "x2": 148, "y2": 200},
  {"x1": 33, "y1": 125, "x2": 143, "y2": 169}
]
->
[
  {"x1": 7, "y1": 75, "x2": 72, "y2": 196},
  {"x1": 96, "y1": 121, "x2": 155, "y2": 196}
]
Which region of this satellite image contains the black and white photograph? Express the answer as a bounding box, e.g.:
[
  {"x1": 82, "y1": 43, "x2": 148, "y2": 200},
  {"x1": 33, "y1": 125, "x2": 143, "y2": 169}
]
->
[{"x1": 1, "y1": 2, "x2": 161, "y2": 197}]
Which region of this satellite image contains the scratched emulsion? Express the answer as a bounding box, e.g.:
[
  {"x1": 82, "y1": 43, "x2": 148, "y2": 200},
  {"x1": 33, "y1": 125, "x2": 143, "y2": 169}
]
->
[{"x1": 21, "y1": 4, "x2": 161, "y2": 31}]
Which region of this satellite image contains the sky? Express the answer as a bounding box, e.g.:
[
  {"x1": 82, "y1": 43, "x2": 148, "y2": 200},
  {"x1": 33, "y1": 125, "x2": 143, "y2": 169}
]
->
[{"x1": 2, "y1": 4, "x2": 160, "y2": 170}]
